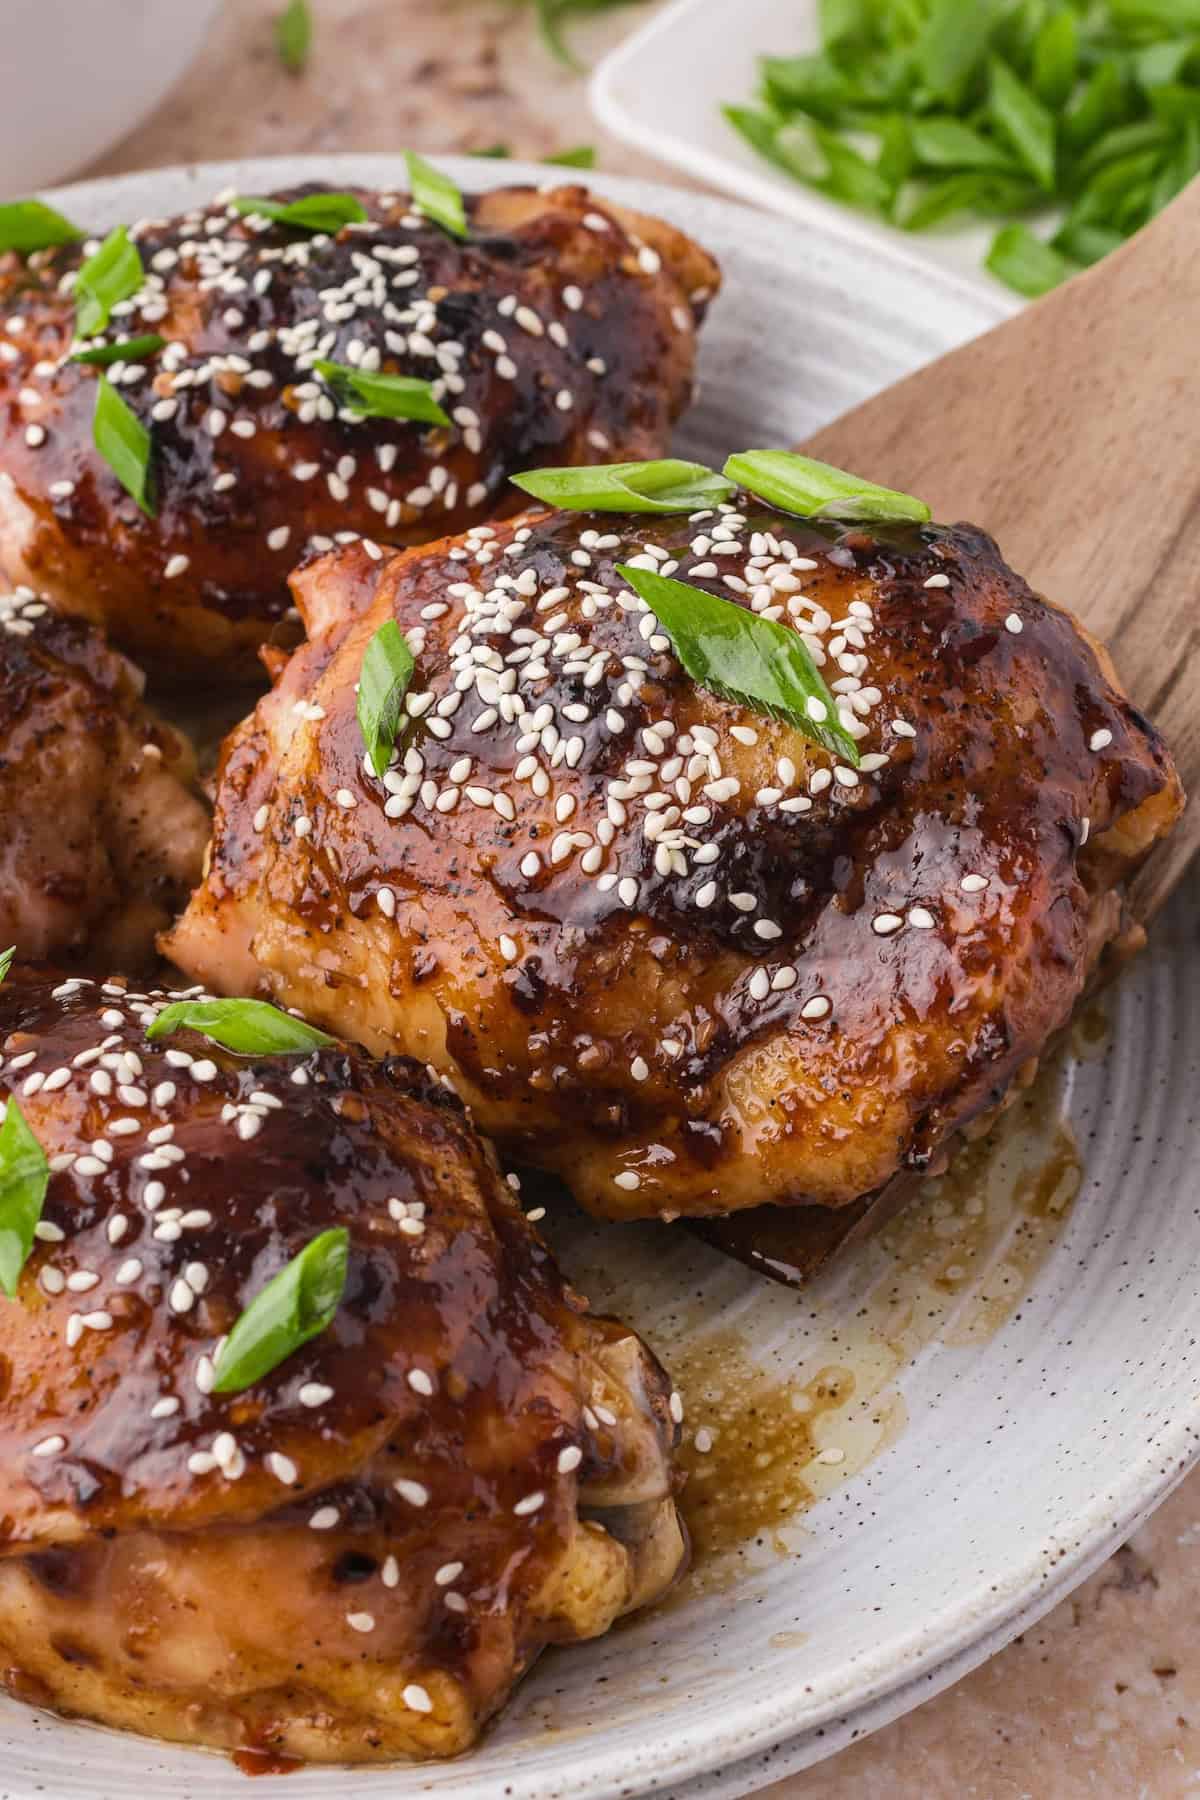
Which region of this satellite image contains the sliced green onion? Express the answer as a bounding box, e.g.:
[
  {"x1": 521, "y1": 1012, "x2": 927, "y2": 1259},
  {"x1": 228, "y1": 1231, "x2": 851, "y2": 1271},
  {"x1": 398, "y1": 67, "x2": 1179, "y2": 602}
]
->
[
  {"x1": 908, "y1": 117, "x2": 1019, "y2": 172},
  {"x1": 0, "y1": 1101, "x2": 48, "y2": 1300},
  {"x1": 917, "y1": 0, "x2": 995, "y2": 104},
  {"x1": 724, "y1": 450, "x2": 930, "y2": 525},
  {"x1": 75, "y1": 226, "x2": 143, "y2": 338},
  {"x1": 211, "y1": 1228, "x2": 349, "y2": 1395},
  {"x1": 0, "y1": 947, "x2": 13, "y2": 985},
  {"x1": 313, "y1": 358, "x2": 450, "y2": 427},
  {"x1": 985, "y1": 224, "x2": 1081, "y2": 297},
  {"x1": 93, "y1": 375, "x2": 154, "y2": 517},
  {"x1": 512, "y1": 458, "x2": 735, "y2": 514},
  {"x1": 544, "y1": 145, "x2": 596, "y2": 168},
  {"x1": 72, "y1": 334, "x2": 165, "y2": 368},
  {"x1": 988, "y1": 56, "x2": 1057, "y2": 189},
  {"x1": 0, "y1": 199, "x2": 83, "y2": 255},
  {"x1": 358, "y1": 620, "x2": 415, "y2": 778},
  {"x1": 232, "y1": 192, "x2": 368, "y2": 233},
  {"x1": 617, "y1": 563, "x2": 860, "y2": 767},
  {"x1": 146, "y1": 997, "x2": 335, "y2": 1054},
  {"x1": 404, "y1": 152, "x2": 468, "y2": 240},
  {"x1": 275, "y1": 0, "x2": 312, "y2": 73}
]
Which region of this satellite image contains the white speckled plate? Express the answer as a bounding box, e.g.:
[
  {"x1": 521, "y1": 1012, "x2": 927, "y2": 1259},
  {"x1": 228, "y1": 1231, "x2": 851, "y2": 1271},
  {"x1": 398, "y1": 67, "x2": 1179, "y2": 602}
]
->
[{"x1": 6, "y1": 156, "x2": 1197, "y2": 1799}]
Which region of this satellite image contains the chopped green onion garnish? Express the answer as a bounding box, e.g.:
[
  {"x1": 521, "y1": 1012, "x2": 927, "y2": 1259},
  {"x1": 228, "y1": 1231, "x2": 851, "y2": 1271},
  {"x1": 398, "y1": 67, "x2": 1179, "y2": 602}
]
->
[
  {"x1": 93, "y1": 375, "x2": 154, "y2": 517},
  {"x1": 725, "y1": 1, "x2": 1200, "y2": 295},
  {"x1": 275, "y1": 0, "x2": 312, "y2": 73},
  {"x1": 988, "y1": 56, "x2": 1057, "y2": 191},
  {"x1": 0, "y1": 947, "x2": 13, "y2": 985},
  {"x1": 72, "y1": 334, "x2": 166, "y2": 368},
  {"x1": 146, "y1": 997, "x2": 335, "y2": 1054},
  {"x1": 724, "y1": 450, "x2": 930, "y2": 525},
  {"x1": 545, "y1": 145, "x2": 596, "y2": 167},
  {"x1": 985, "y1": 224, "x2": 1081, "y2": 298},
  {"x1": 616, "y1": 563, "x2": 861, "y2": 767},
  {"x1": 313, "y1": 358, "x2": 450, "y2": 427},
  {"x1": 512, "y1": 458, "x2": 735, "y2": 515},
  {"x1": 0, "y1": 199, "x2": 83, "y2": 255},
  {"x1": 211, "y1": 1227, "x2": 349, "y2": 1395},
  {"x1": 404, "y1": 152, "x2": 468, "y2": 240},
  {"x1": 0, "y1": 1101, "x2": 49, "y2": 1300},
  {"x1": 74, "y1": 226, "x2": 143, "y2": 338},
  {"x1": 358, "y1": 620, "x2": 415, "y2": 778},
  {"x1": 470, "y1": 143, "x2": 512, "y2": 158},
  {"x1": 232, "y1": 192, "x2": 368, "y2": 233}
]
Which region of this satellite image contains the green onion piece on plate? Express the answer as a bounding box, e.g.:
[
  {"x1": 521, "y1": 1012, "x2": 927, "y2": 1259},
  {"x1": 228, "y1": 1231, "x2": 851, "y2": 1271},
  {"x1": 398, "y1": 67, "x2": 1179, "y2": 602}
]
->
[
  {"x1": 544, "y1": 145, "x2": 596, "y2": 168},
  {"x1": 985, "y1": 224, "x2": 1081, "y2": 299},
  {"x1": 275, "y1": 0, "x2": 312, "y2": 73},
  {"x1": 0, "y1": 1101, "x2": 49, "y2": 1300},
  {"x1": 72, "y1": 334, "x2": 166, "y2": 368},
  {"x1": 313, "y1": 359, "x2": 450, "y2": 427},
  {"x1": 0, "y1": 946, "x2": 13, "y2": 985},
  {"x1": 75, "y1": 226, "x2": 143, "y2": 338},
  {"x1": 724, "y1": 450, "x2": 929, "y2": 524},
  {"x1": 146, "y1": 997, "x2": 335, "y2": 1054},
  {"x1": 988, "y1": 56, "x2": 1057, "y2": 191},
  {"x1": 358, "y1": 619, "x2": 416, "y2": 778},
  {"x1": 93, "y1": 375, "x2": 155, "y2": 516},
  {"x1": 0, "y1": 199, "x2": 83, "y2": 255},
  {"x1": 232, "y1": 192, "x2": 368, "y2": 233},
  {"x1": 404, "y1": 151, "x2": 468, "y2": 240},
  {"x1": 211, "y1": 1227, "x2": 350, "y2": 1395},
  {"x1": 512, "y1": 458, "x2": 735, "y2": 515},
  {"x1": 616, "y1": 563, "x2": 861, "y2": 767}
]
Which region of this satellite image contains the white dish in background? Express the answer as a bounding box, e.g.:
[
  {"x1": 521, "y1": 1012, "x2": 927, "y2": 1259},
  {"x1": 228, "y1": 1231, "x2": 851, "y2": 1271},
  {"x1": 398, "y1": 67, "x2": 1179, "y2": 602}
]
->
[
  {"x1": 0, "y1": 0, "x2": 220, "y2": 194},
  {"x1": 591, "y1": 0, "x2": 1024, "y2": 313},
  {"x1": 3, "y1": 154, "x2": 1197, "y2": 1800}
]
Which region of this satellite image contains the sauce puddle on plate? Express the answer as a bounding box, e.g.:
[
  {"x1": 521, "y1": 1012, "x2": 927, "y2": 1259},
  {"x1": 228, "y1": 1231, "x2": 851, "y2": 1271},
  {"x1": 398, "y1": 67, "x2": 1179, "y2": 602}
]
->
[{"x1": 550, "y1": 1042, "x2": 1084, "y2": 1597}]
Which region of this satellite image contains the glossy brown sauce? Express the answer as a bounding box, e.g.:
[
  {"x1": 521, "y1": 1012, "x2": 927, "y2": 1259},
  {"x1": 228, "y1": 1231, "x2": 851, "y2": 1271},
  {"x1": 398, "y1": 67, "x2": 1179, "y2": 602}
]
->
[{"x1": 573, "y1": 1047, "x2": 1085, "y2": 1601}]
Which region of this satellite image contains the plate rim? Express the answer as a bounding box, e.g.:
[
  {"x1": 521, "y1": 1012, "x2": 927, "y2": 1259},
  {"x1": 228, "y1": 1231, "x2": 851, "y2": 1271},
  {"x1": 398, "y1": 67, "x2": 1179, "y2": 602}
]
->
[{"x1": 14, "y1": 150, "x2": 1197, "y2": 1799}]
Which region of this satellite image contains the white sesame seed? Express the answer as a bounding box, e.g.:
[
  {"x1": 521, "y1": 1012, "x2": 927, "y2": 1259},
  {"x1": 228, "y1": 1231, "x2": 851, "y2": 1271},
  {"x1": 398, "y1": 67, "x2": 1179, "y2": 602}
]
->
[
  {"x1": 614, "y1": 1170, "x2": 640, "y2": 1191},
  {"x1": 1089, "y1": 728, "x2": 1113, "y2": 752},
  {"x1": 908, "y1": 907, "x2": 936, "y2": 929},
  {"x1": 557, "y1": 1445, "x2": 583, "y2": 1474},
  {"x1": 299, "y1": 1382, "x2": 334, "y2": 1408},
  {"x1": 872, "y1": 913, "x2": 904, "y2": 935},
  {"x1": 513, "y1": 1491, "x2": 545, "y2": 1516},
  {"x1": 346, "y1": 1612, "x2": 376, "y2": 1634},
  {"x1": 310, "y1": 1506, "x2": 340, "y2": 1531},
  {"x1": 923, "y1": 573, "x2": 950, "y2": 589},
  {"x1": 403, "y1": 1683, "x2": 433, "y2": 1714},
  {"x1": 408, "y1": 1368, "x2": 434, "y2": 1397},
  {"x1": 268, "y1": 1452, "x2": 299, "y2": 1486},
  {"x1": 395, "y1": 1478, "x2": 430, "y2": 1507},
  {"x1": 31, "y1": 1435, "x2": 66, "y2": 1458},
  {"x1": 960, "y1": 873, "x2": 989, "y2": 892},
  {"x1": 1005, "y1": 612, "x2": 1023, "y2": 634}
]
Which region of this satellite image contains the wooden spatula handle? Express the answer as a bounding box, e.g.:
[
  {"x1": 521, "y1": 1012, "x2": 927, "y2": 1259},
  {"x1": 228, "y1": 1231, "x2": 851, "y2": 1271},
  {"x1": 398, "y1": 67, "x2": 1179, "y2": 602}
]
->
[{"x1": 804, "y1": 177, "x2": 1200, "y2": 916}]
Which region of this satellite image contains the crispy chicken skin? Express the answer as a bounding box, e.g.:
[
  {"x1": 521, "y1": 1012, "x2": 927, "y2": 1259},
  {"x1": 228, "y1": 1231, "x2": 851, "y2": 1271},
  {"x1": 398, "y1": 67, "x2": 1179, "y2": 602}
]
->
[
  {"x1": 0, "y1": 183, "x2": 718, "y2": 680},
  {"x1": 0, "y1": 589, "x2": 207, "y2": 970},
  {"x1": 164, "y1": 501, "x2": 1183, "y2": 1224},
  {"x1": 0, "y1": 971, "x2": 684, "y2": 1763}
]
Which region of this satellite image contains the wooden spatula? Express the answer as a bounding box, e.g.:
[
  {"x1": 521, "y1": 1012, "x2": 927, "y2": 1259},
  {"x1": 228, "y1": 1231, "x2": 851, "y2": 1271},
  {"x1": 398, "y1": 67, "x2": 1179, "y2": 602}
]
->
[
  {"x1": 802, "y1": 178, "x2": 1198, "y2": 921},
  {"x1": 702, "y1": 183, "x2": 1197, "y2": 1286}
]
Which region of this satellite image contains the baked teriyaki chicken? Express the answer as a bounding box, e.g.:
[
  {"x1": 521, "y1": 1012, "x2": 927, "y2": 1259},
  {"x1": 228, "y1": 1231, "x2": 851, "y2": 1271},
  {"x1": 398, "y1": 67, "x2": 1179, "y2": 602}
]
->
[
  {"x1": 166, "y1": 450, "x2": 1183, "y2": 1225},
  {"x1": 0, "y1": 970, "x2": 684, "y2": 1763},
  {"x1": 0, "y1": 172, "x2": 718, "y2": 679},
  {"x1": 0, "y1": 587, "x2": 207, "y2": 969}
]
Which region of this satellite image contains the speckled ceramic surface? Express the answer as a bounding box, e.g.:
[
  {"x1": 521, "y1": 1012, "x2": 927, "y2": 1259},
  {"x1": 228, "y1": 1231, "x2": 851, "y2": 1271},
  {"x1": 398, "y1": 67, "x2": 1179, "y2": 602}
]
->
[{"x1": 5, "y1": 156, "x2": 1196, "y2": 1799}]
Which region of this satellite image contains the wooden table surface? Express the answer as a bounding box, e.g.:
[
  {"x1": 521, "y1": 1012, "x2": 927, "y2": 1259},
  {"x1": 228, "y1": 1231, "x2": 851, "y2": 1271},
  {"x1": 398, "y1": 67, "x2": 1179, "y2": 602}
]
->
[{"x1": 83, "y1": 4, "x2": 1200, "y2": 1793}]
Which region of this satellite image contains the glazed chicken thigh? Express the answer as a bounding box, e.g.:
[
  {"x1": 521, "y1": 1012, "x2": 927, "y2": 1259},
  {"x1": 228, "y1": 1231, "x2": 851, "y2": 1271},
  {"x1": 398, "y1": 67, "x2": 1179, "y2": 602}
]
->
[
  {"x1": 0, "y1": 970, "x2": 683, "y2": 1762},
  {"x1": 0, "y1": 588, "x2": 207, "y2": 969},
  {"x1": 166, "y1": 496, "x2": 1182, "y2": 1223},
  {"x1": 0, "y1": 183, "x2": 717, "y2": 679}
]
